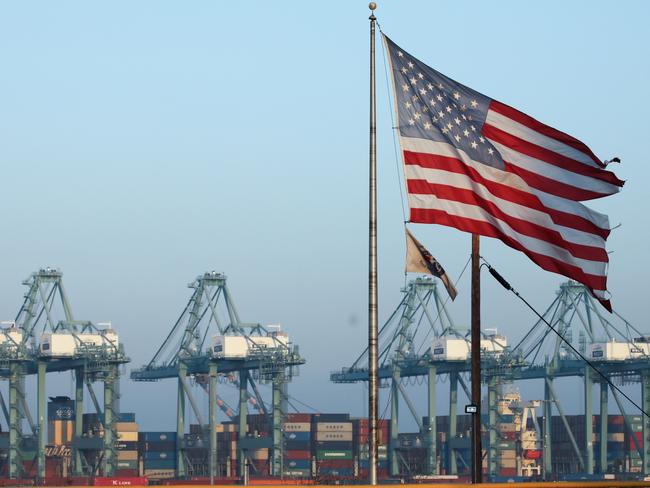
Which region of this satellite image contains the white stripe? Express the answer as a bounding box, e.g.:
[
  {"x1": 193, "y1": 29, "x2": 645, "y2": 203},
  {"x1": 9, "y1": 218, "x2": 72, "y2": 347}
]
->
[
  {"x1": 405, "y1": 165, "x2": 606, "y2": 251},
  {"x1": 400, "y1": 136, "x2": 608, "y2": 232},
  {"x1": 407, "y1": 193, "x2": 607, "y2": 278},
  {"x1": 486, "y1": 109, "x2": 600, "y2": 168},
  {"x1": 489, "y1": 138, "x2": 620, "y2": 196},
  {"x1": 532, "y1": 189, "x2": 610, "y2": 231}
]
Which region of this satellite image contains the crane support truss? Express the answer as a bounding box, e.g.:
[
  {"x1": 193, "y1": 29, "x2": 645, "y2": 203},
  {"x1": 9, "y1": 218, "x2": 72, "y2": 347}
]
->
[
  {"x1": 130, "y1": 272, "x2": 304, "y2": 479},
  {"x1": 331, "y1": 279, "x2": 650, "y2": 480}
]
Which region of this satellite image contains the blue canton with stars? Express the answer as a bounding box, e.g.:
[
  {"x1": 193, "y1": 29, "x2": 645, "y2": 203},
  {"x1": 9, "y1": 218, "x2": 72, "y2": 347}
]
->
[{"x1": 385, "y1": 36, "x2": 504, "y2": 170}]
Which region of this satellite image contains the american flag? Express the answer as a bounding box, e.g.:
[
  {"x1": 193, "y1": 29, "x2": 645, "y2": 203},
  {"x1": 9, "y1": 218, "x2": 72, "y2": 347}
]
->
[{"x1": 384, "y1": 35, "x2": 624, "y2": 311}]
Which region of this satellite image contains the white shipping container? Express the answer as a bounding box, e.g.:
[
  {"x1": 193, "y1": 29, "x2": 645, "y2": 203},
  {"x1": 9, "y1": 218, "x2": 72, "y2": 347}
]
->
[
  {"x1": 40, "y1": 333, "x2": 77, "y2": 357},
  {"x1": 284, "y1": 422, "x2": 311, "y2": 432},
  {"x1": 315, "y1": 422, "x2": 353, "y2": 432},
  {"x1": 316, "y1": 431, "x2": 353, "y2": 442}
]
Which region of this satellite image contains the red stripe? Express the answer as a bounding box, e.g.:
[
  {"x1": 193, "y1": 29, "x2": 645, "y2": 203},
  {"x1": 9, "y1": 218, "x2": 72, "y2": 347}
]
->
[
  {"x1": 410, "y1": 207, "x2": 608, "y2": 297},
  {"x1": 502, "y1": 161, "x2": 607, "y2": 201},
  {"x1": 489, "y1": 100, "x2": 604, "y2": 168},
  {"x1": 482, "y1": 123, "x2": 624, "y2": 188},
  {"x1": 407, "y1": 179, "x2": 608, "y2": 263},
  {"x1": 403, "y1": 150, "x2": 610, "y2": 240}
]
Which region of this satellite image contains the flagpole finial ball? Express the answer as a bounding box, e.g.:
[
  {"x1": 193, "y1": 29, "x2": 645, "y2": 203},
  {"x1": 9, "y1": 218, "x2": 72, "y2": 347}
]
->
[{"x1": 369, "y1": 2, "x2": 377, "y2": 11}]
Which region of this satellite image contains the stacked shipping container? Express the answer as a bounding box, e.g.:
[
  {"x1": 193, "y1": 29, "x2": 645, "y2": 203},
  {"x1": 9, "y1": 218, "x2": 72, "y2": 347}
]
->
[
  {"x1": 139, "y1": 432, "x2": 177, "y2": 479},
  {"x1": 283, "y1": 413, "x2": 312, "y2": 478}
]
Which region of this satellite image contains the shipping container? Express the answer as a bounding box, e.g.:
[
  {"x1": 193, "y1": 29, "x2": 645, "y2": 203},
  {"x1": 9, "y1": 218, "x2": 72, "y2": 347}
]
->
[
  {"x1": 140, "y1": 432, "x2": 177, "y2": 442},
  {"x1": 284, "y1": 422, "x2": 311, "y2": 432},
  {"x1": 316, "y1": 450, "x2": 353, "y2": 461}
]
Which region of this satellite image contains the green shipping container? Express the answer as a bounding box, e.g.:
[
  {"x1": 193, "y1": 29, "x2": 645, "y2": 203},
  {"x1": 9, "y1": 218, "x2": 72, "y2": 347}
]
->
[{"x1": 316, "y1": 450, "x2": 353, "y2": 460}]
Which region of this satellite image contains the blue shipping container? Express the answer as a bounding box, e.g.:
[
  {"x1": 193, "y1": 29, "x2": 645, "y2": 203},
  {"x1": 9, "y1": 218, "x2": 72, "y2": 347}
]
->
[
  {"x1": 284, "y1": 432, "x2": 311, "y2": 442},
  {"x1": 140, "y1": 432, "x2": 177, "y2": 442},
  {"x1": 144, "y1": 451, "x2": 175, "y2": 461},
  {"x1": 144, "y1": 459, "x2": 177, "y2": 470},
  {"x1": 319, "y1": 468, "x2": 353, "y2": 477},
  {"x1": 285, "y1": 459, "x2": 310, "y2": 470}
]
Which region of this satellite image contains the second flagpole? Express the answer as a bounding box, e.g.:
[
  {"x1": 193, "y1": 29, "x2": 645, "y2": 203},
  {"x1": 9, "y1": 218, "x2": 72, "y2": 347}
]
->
[{"x1": 471, "y1": 234, "x2": 483, "y2": 483}]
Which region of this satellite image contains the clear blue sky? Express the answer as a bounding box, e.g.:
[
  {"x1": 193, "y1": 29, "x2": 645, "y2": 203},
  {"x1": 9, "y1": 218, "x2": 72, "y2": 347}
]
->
[{"x1": 1, "y1": 1, "x2": 648, "y2": 430}]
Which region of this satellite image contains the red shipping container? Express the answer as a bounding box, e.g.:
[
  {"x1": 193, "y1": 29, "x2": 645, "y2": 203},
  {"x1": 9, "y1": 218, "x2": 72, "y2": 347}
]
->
[
  {"x1": 115, "y1": 470, "x2": 139, "y2": 477},
  {"x1": 94, "y1": 477, "x2": 147, "y2": 486},
  {"x1": 286, "y1": 413, "x2": 313, "y2": 423},
  {"x1": 610, "y1": 415, "x2": 624, "y2": 425},
  {"x1": 501, "y1": 431, "x2": 516, "y2": 440},
  {"x1": 285, "y1": 450, "x2": 311, "y2": 460}
]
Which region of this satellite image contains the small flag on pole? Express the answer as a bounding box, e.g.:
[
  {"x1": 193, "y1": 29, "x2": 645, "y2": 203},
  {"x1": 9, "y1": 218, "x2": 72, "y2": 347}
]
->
[{"x1": 406, "y1": 228, "x2": 458, "y2": 300}]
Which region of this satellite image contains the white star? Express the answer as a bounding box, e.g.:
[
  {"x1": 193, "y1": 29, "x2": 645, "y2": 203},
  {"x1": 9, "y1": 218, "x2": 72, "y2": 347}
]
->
[
  {"x1": 414, "y1": 112, "x2": 421, "y2": 120},
  {"x1": 460, "y1": 104, "x2": 467, "y2": 112},
  {"x1": 461, "y1": 114, "x2": 467, "y2": 121},
  {"x1": 400, "y1": 67, "x2": 408, "y2": 74},
  {"x1": 446, "y1": 105, "x2": 453, "y2": 113},
  {"x1": 471, "y1": 141, "x2": 478, "y2": 149},
  {"x1": 432, "y1": 116, "x2": 438, "y2": 123},
  {"x1": 470, "y1": 125, "x2": 476, "y2": 131},
  {"x1": 442, "y1": 126, "x2": 449, "y2": 134},
  {"x1": 479, "y1": 136, "x2": 486, "y2": 144},
  {"x1": 412, "y1": 95, "x2": 418, "y2": 102},
  {"x1": 454, "y1": 134, "x2": 461, "y2": 143},
  {"x1": 398, "y1": 51, "x2": 404, "y2": 57},
  {"x1": 488, "y1": 148, "x2": 494, "y2": 155},
  {"x1": 402, "y1": 84, "x2": 409, "y2": 92},
  {"x1": 454, "y1": 117, "x2": 461, "y2": 125},
  {"x1": 417, "y1": 72, "x2": 424, "y2": 79},
  {"x1": 437, "y1": 83, "x2": 443, "y2": 89},
  {"x1": 410, "y1": 77, "x2": 417, "y2": 85},
  {"x1": 408, "y1": 61, "x2": 414, "y2": 68},
  {"x1": 470, "y1": 99, "x2": 478, "y2": 108},
  {"x1": 419, "y1": 88, "x2": 427, "y2": 96},
  {"x1": 453, "y1": 92, "x2": 461, "y2": 100},
  {"x1": 405, "y1": 101, "x2": 412, "y2": 108},
  {"x1": 409, "y1": 119, "x2": 415, "y2": 125},
  {"x1": 422, "y1": 107, "x2": 428, "y2": 113},
  {"x1": 424, "y1": 122, "x2": 432, "y2": 130},
  {"x1": 429, "y1": 99, "x2": 437, "y2": 106},
  {"x1": 436, "y1": 94, "x2": 444, "y2": 102},
  {"x1": 438, "y1": 111, "x2": 445, "y2": 119},
  {"x1": 463, "y1": 129, "x2": 470, "y2": 137},
  {"x1": 446, "y1": 123, "x2": 453, "y2": 130},
  {"x1": 427, "y1": 83, "x2": 433, "y2": 90}
]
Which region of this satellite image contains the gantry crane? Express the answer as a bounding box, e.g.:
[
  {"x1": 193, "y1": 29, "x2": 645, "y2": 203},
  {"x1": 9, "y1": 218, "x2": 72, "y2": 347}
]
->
[
  {"x1": 130, "y1": 271, "x2": 304, "y2": 479},
  {"x1": 332, "y1": 278, "x2": 650, "y2": 480},
  {"x1": 331, "y1": 277, "x2": 506, "y2": 477},
  {"x1": 0, "y1": 268, "x2": 129, "y2": 479}
]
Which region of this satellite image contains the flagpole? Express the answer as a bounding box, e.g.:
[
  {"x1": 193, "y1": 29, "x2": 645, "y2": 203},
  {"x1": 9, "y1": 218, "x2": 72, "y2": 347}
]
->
[
  {"x1": 471, "y1": 234, "x2": 483, "y2": 483},
  {"x1": 368, "y1": 2, "x2": 379, "y2": 486}
]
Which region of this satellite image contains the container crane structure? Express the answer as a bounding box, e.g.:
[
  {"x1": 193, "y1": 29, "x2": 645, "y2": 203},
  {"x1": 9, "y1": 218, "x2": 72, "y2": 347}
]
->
[
  {"x1": 130, "y1": 271, "x2": 304, "y2": 480},
  {"x1": 0, "y1": 268, "x2": 129, "y2": 480},
  {"x1": 331, "y1": 278, "x2": 650, "y2": 480}
]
